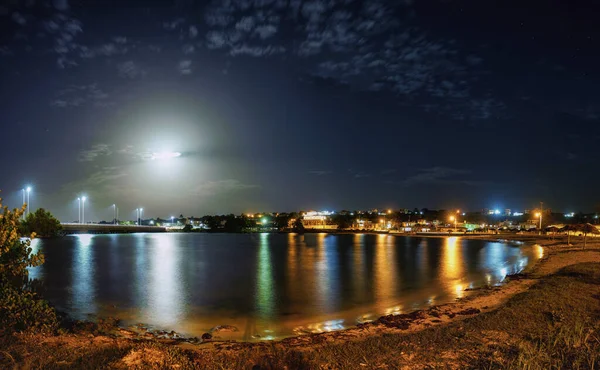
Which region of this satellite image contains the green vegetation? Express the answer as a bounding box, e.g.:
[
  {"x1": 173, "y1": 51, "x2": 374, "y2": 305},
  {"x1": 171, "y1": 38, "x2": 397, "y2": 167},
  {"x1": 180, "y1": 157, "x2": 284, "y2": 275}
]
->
[
  {"x1": 20, "y1": 208, "x2": 63, "y2": 238},
  {"x1": 0, "y1": 198, "x2": 59, "y2": 336}
]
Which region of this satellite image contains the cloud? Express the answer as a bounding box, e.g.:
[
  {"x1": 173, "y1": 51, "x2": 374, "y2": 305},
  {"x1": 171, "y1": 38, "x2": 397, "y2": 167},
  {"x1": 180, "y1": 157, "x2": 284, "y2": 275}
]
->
[
  {"x1": 12, "y1": 12, "x2": 27, "y2": 25},
  {"x1": 52, "y1": 0, "x2": 70, "y2": 11},
  {"x1": 51, "y1": 83, "x2": 112, "y2": 108},
  {"x1": 192, "y1": 180, "x2": 259, "y2": 197},
  {"x1": 201, "y1": 0, "x2": 502, "y2": 121},
  {"x1": 308, "y1": 170, "x2": 332, "y2": 175},
  {"x1": 0, "y1": 46, "x2": 13, "y2": 56},
  {"x1": 78, "y1": 144, "x2": 112, "y2": 162},
  {"x1": 117, "y1": 60, "x2": 146, "y2": 79},
  {"x1": 402, "y1": 167, "x2": 475, "y2": 186},
  {"x1": 178, "y1": 60, "x2": 192, "y2": 74},
  {"x1": 164, "y1": 18, "x2": 186, "y2": 31},
  {"x1": 189, "y1": 25, "x2": 199, "y2": 39},
  {"x1": 182, "y1": 44, "x2": 195, "y2": 54}
]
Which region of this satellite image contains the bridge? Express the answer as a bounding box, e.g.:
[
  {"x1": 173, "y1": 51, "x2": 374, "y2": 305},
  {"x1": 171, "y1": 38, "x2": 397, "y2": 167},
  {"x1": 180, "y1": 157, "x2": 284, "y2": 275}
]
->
[{"x1": 61, "y1": 223, "x2": 167, "y2": 235}]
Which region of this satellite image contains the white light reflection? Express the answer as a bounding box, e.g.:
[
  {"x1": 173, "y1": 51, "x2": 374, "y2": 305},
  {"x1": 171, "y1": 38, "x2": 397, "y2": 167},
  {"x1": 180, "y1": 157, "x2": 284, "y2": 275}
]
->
[
  {"x1": 256, "y1": 233, "x2": 275, "y2": 321},
  {"x1": 72, "y1": 234, "x2": 97, "y2": 319},
  {"x1": 148, "y1": 234, "x2": 184, "y2": 328}
]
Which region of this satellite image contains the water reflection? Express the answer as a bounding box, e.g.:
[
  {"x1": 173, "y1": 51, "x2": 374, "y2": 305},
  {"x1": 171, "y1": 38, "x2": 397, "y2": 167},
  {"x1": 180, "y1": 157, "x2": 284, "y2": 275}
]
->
[
  {"x1": 374, "y1": 234, "x2": 396, "y2": 307},
  {"x1": 72, "y1": 234, "x2": 96, "y2": 318},
  {"x1": 256, "y1": 233, "x2": 274, "y2": 321},
  {"x1": 33, "y1": 234, "x2": 542, "y2": 339},
  {"x1": 148, "y1": 233, "x2": 185, "y2": 328}
]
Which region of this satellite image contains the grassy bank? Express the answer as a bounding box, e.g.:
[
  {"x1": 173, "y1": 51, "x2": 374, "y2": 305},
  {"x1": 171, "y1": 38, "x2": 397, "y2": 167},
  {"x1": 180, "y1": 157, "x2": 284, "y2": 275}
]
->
[{"x1": 2, "y1": 257, "x2": 600, "y2": 369}]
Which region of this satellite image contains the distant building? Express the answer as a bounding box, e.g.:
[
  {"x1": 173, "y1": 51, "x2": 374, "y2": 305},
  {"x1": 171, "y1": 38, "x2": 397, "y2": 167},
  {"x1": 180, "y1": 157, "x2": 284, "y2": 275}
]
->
[{"x1": 302, "y1": 211, "x2": 337, "y2": 229}]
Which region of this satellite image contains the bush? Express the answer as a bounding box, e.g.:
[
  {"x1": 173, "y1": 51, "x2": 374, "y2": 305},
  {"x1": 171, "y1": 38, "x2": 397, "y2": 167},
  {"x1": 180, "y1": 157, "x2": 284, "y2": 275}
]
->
[
  {"x1": 20, "y1": 208, "x2": 62, "y2": 238},
  {"x1": 0, "y1": 197, "x2": 59, "y2": 334},
  {"x1": 0, "y1": 276, "x2": 58, "y2": 335}
]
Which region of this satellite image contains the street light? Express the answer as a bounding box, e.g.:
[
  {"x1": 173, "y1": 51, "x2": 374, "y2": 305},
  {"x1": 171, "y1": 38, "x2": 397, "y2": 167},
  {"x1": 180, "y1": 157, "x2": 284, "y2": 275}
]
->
[
  {"x1": 77, "y1": 197, "x2": 81, "y2": 223},
  {"x1": 140, "y1": 208, "x2": 143, "y2": 226},
  {"x1": 113, "y1": 204, "x2": 117, "y2": 225},
  {"x1": 81, "y1": 196, "x2": 87, "y2": 224},
  {"x1": 26, "y1": 186, "x2": 31, "y2": 217},
  {"x1": 171, "y1": 216, "x2": 174, "y2": 225},
  {"x1": 22, "y1": 188, "x2": 26, "y2": 220},
  {"x1": 449, "y1": 216, "x2": 457, "y2": 232},
  {"x1": 535, "y1": 212, "x2": 542, "y2": 232}
]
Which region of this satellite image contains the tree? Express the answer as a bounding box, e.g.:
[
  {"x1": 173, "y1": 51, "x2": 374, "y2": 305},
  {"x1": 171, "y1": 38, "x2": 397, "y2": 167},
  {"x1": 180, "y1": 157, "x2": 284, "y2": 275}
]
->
[
  {"x1": 21, "y1": 208, "x2": 62, "y2": 238},
  {"x1": 561, "y1": 224, "x2": 578, "y2": 245},
  {"x1": 0, "y1": 197, "x2": 58, "y2": 334},
  {"x1": 182, "y1": 224, "x2": 193, "y2": 232},
  {"x1": 292, "y1": 217, "x2": 305, "y2": 232},
  {"x1": 579, "y1": 223, "x2": 599, "y2": 249}
]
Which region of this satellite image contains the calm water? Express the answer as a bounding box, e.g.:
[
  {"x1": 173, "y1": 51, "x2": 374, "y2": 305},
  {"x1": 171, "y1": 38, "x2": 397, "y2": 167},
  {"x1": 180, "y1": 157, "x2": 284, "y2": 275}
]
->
[{"x1": 29, "y1": 233, "x2": 542, "y2": 340}]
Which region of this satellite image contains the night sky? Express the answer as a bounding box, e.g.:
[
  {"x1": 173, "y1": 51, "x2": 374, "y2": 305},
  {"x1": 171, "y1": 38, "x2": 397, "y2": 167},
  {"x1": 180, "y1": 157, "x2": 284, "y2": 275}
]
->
[{"x1": 1, "y1": 0, "x2": 599, "y2": 221}]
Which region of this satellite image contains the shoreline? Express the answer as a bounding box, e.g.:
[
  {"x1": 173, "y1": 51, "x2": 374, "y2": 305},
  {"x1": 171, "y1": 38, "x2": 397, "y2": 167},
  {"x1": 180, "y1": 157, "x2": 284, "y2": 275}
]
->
[
  {"x1": 3, "y1": 237, "x2": 600, "y2": 368},
  {"x1": 45, "y1": 236, "x2": 593, "y2": 344}
]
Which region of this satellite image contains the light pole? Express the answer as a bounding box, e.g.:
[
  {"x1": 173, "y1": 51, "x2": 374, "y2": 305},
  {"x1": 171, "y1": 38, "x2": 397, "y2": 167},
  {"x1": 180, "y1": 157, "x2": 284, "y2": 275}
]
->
[
  {"x1": 171, "y1": 216, "x2": 174, "y2": 226},
  {"x1": 449, "y1": 216, "x2": 457, "y2": 232},
  {"x1": 77, "y1": 197, "x2": 81, "y2": 223},
  {"x1": 140, "y1": 208, "x2": 143, "y2": 226},
  {"x1": 22, "y1": 189, "x2": 25, "y2": 220},
  {"x1": 81, "y1": 196, "x2": 86, "y2": 224},
  {"x1": 113, "y1": 204, "x2": 117, "y2": 225},
  {"x1": 26, "y1": 187, "x2": 31, "y2": 216}
]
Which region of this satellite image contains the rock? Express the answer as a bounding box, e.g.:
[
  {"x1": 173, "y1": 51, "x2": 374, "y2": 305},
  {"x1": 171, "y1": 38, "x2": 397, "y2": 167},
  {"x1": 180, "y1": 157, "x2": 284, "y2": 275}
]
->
[
  {"x1": 456, "y1": 308, "x2": 481, "y2": 315},
  {"x1": 201, "y1": 332, "x2": 212, "y2": 340},
  {"x1": 211, "y1": 325, "x2": 239, "y2": 333}
]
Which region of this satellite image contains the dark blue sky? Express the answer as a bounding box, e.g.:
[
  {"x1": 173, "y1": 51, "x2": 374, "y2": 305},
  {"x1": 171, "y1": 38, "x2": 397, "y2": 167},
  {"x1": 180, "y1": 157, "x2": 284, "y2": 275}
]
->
[{"x1": 1, "y1": 0, "x2": 599, "y2": 221}]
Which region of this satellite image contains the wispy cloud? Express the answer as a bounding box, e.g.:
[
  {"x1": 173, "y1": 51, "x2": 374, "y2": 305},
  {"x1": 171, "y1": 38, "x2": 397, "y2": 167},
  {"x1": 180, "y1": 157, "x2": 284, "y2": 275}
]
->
[
  {"x1": 202, "y1": 0, "x2": 503, "y2": 121},
  {"x1": 308, "y1": 170, "x2": 332, "y2": 176},
  {"x1": 402, "y1": 167, "x2": 479, "y2": 186},
  {"x1": 78, "y1": 144, "x2": 112, "y2": 162},
  {"x1": 117, "y1": 60, "x2": 146, "y2": 79},
  {"x1": 51, "y1": 83, "x2": 112, "y2": 108},
  {"x1": 178, "y1": 60, "x2": 192, "y2": 75},
  {"x1": 192, "y1": 180, "x2": 259, "y2": 197}
]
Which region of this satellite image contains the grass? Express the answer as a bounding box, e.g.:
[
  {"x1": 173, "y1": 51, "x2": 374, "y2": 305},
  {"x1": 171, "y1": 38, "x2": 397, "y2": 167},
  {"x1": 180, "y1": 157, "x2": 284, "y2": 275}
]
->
[{"x1": 1, "y1": 263, "x2": 599, "y2": 369}]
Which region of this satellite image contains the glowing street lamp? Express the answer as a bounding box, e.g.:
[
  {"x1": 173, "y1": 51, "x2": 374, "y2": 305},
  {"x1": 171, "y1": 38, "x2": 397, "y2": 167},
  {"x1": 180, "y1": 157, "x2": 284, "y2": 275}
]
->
[
  {"x1": 535, "y1": 212, "x2": 542, "y2": 231},
  {"x1": 170, "y1": 216, "x2": 174, "y2": 225},
  {"x1": 77, "y1": 197, "x2": 81, "y2": 223},
  {"x1": 449, "y1": 215, "x2": 457, "y2": 232},
  {"x1": 26, "y1": 186, "x2": 31, "y2": 217},
  {"x1": 140, "y1": 208, "x2": 143, "y2": 226},
  {"x1": 113, "y1": 204, "x2": 117, "y2": 225},
  {"x1": 22, "y1": 188, "x2": 26, "y2": 220},
  {"x1": 81, "y1": 196, "x2": 87, "y2": 224}
]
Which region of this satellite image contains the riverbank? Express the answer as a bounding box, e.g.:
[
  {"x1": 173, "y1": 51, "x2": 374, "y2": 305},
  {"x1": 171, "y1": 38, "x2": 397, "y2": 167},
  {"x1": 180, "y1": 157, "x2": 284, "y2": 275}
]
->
[{"x1": 2, "y1": 238, "x2": 600, "y2": 369}]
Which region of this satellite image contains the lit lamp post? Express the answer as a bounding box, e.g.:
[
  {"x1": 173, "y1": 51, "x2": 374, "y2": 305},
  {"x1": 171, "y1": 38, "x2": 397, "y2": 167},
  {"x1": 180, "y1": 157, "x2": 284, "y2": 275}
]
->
[
  {"x1": 449, "y1": 216, "x2": 456, "y2": 232},
  {"x1": 77, "y1": 197, "x2": 81, "y2": 223},
  {"x1": 26, "y1": 187, "x2": 31, "y2": 216},
  {"x1": 140, "y1": 208, "x2": 143, "y2": 226},
  {"x1": 535, "y1": 212, "x2": 542, "y2": 234},
  {"x1": 113, "y1": 204, "x2": 117, "y2": 225},
  {"x1": 171, "y1": 216, "x2": 174, "y2": 226},
  {"x1": 81, "y1": 196, "x2": 87, "y2": 224},
  {"x1": 22, "y1": 188, "x2": 26, "y2": 220}
]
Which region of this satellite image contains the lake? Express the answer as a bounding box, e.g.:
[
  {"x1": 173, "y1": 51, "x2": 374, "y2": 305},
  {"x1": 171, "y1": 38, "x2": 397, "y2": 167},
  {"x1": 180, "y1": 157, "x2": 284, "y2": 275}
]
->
[{"x1": 28, "y1": 233, "x2": 543, "y2": 340}]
